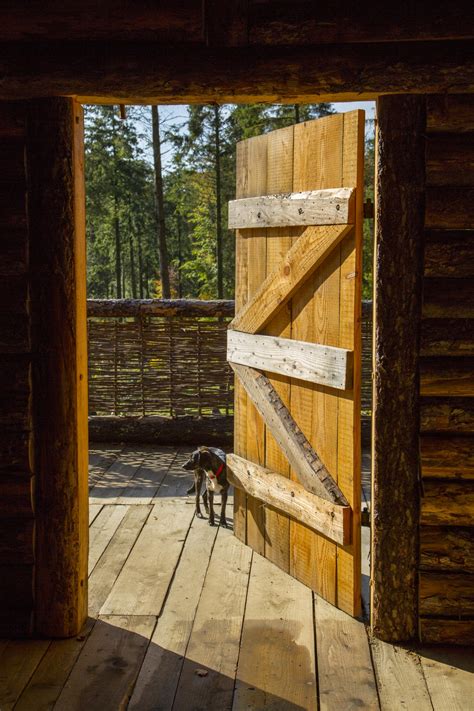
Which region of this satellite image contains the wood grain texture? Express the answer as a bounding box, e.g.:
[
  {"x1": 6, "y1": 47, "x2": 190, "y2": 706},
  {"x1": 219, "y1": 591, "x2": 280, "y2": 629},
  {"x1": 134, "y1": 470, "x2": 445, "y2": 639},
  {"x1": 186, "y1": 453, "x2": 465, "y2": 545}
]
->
[
  {"x1": 420, "y1": 357, "x2": 474, "y2": 396},
  {"x1": 419, "y1": 618, "x2": 474, "y2": 645},
  {"x1": 371, "y1": 95, "x2": 426, "y2": 642},
  {"x1": 228, "y1": 329, "x2": 353, "y2": 389},
  {"x1": 228, "y1": 187, "x2": 355, "y2": 228},
  {"x1": 426, "y1": 187, "x2": 474, "y2": 229},
  {"x1": 419, "y1": 571, "x2": 474, "y2": 616},
  {"x1": 421, "y1": 434, "x2": 474, "y2": 478},
  {"x1": 420, "y1": 397, "x2": 474, "y2": 433},
  {"x1": 426, "y1": 135, "x2": 474, "y2": 186},
  {"x1": 230, "y1": 223, "x2": 352, "y2": 335},
  {"x1": 423, "y1": 278, "x2": 474, "y2": 318},
  {"x1": 228, "y1": 454, "x2": 350, "y2": 545},
  {"x1": 427, "y1": 94, "x2": 474, "y2": 133},
  {"x1": 420, "y1": 526, "x2": 474, "y2": 572},
  {"x1": 233, "y1": 553, "x2": 317, "y2": 710},
  {"x1": 420, "y1": 480, "x2": 474, "y2": 525},
  {"x1": 370, "y1": 638, "x2": 432, "y2": 711},
  {"x1": 27, "y1": 98, "x2": 89, "y2": 637},
  {"x1": 424, "y1": 232, "x2": 474, "y2": 278},
  {"x1": 232, "y1": 363, "x2": 347, "y2": 504},
  {"x1": 421, "y1": 319, "x2": 474, "y2": 356}
]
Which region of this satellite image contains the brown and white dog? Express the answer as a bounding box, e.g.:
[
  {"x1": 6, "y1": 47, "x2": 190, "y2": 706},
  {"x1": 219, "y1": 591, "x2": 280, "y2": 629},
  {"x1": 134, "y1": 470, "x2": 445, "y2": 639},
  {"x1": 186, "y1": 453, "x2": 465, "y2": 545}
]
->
[{"x1": 182, "y1": 447, "x2": 229, "y2": 527}]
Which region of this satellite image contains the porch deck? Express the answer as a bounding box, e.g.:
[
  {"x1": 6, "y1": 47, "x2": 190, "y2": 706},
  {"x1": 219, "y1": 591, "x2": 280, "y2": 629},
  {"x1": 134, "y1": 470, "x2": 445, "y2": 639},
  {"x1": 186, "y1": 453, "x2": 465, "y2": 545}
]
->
[{"x1": 1, "y1": 445, "x2": 472, "y2": 711}]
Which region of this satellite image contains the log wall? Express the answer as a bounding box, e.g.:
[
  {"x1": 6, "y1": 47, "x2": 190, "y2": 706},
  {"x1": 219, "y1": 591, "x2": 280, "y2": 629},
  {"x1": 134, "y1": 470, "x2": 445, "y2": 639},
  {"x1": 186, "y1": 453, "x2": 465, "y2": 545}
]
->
[
  {"x1": 0, "y1": 102, "x2": 34, "y2": 636},
  {"x1": 419, "y1": 95, "x2": 474, "y2": 645}
]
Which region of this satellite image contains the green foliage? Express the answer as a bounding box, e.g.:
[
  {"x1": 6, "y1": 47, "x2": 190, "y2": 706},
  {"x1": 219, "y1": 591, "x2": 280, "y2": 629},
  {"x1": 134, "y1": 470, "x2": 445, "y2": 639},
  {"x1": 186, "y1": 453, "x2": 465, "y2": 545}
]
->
[
  {"x1": 85, "y1": 103, "x2": 375, "y2": 302},
  {"x1": 362, "y1": 126, "x2": 375, "y2": 300}
]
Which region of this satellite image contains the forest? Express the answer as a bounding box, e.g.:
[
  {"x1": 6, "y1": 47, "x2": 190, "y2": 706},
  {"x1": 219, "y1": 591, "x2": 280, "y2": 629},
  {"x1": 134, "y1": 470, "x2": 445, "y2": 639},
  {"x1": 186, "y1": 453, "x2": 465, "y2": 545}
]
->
[{"x1": 85, "y1": 103, "x2": 374, "y2": 301}]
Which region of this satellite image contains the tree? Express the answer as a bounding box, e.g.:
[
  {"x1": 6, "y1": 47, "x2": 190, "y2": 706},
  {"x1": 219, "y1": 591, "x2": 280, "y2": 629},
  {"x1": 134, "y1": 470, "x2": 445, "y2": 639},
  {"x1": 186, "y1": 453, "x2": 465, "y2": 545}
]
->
[{"x1": 151, "y1": 105, "x2": 171, "y2": 298}]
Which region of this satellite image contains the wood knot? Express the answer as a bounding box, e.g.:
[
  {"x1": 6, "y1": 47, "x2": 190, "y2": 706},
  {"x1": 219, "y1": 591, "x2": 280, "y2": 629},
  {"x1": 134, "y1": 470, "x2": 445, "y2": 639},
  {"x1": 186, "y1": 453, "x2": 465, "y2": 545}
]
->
[{"x1": 283, "y1": 265, "x2": 291, "y2": 276}]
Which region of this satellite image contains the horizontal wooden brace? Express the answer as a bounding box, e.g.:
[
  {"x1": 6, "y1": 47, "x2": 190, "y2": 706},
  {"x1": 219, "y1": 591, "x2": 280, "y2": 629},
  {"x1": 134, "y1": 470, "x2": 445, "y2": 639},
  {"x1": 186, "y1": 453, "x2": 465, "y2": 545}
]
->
[
  {"x1": 228, "y1": 187, "x2": 355, "y2": 229},
  {"x1": 227, "y1": 329, "x2": 353, "y2": 390},
  {"x1": 227, "y1": 454, "x2": 351, "y2": 545}
]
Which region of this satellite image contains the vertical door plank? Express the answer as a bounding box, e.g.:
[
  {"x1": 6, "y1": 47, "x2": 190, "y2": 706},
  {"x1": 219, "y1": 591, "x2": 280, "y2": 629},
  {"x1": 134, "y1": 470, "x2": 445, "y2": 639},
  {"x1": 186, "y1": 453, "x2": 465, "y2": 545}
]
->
[
  {"x1": 244, "y1": 134, "x2": 268, "y2": 554},
  {"x1": 263, "y1": 125, "x2": 298, "y2": 571},
  {"x1": 337, "y1": 110, "x2": 364, "y2": 616},
  {"x1": 233, "y1": 139, "x2": 249, "y2": 543},
  {"x1": 291, "y1": 114, "x2": 344, "y2": 600}
]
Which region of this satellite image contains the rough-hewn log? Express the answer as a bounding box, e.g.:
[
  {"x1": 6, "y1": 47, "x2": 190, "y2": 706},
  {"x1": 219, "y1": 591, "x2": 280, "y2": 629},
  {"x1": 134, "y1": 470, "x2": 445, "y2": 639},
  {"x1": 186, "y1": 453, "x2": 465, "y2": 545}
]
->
[
  {"x1": 421, "y1": 434, "x2": 474, "y2": 478},
  {"x1": 427, "y1": 94, "x2": 474, "y2": 133},
  {"x1": 426, "y1": 135, "x2": 474, "y2": 187},
  {"x1": 419, "y1": 618, "x2": 474, "y2": 645},
  {"x1": 89, "y1": 415, "x2": 233, "y2": 446},
  {"x1": 0, "y1": 474, "x2": 33, "y2": 518},
  {"x1": 421, "y1": 319, "x2": 474, "y2": 357},
  {"x1": 0, "y1": 314, "x2": 30, "y2": 354},
  {"x1": 87, "y1": 298, "x2": 235, "y2": 318},
  {"x1": 426, "y1": 187, "x2": 474, "y2": 229},
  {"x1": 0, "y1": 228, "x2": 29, "y2": 276},
  {"x1": 424, "y1": 232, "x2": 474, "y2": 278},
  {"x1": 28, "y1": 98, "x2": 88, "y2": 637},
  {"x1": 420, "y1": 526, "x2": 474, "y2": 572},
  {"x1": 0, "y1": 355, "x2": 31, "y2": 430},
  {"x1": 1, "y1": 41, "x2": 474, "y2": 103},
  {"x1": 0, "y1": 518, "x2": 35, "y2": 564},
  {"x1": 227, "y1": 454, "x2": 351, "y2": 545},
  {"x1": 419, "y1": 572, "x2": 474, "y2": 616},
  {"x1": 423, "y1": 278, "x2": 474, "y2": 318},
  {"x1": 420, "y1": 480, "x2": 474, "y2": 526},
  {"x1": 420, "y1": 357, "x2": 474, "y2": 396},
  {"x1": 371, "y1": 95, "x2": 426, "y2": 642},
  {"x1": 420, "y1": 397, "x2": 474, "y2": 433},
  {"x1": 0, "y1": 431, "x2": 33, "y2": 473},
  {"x1": 2, "y1": 2, "x2": 473, "y2": 45}
]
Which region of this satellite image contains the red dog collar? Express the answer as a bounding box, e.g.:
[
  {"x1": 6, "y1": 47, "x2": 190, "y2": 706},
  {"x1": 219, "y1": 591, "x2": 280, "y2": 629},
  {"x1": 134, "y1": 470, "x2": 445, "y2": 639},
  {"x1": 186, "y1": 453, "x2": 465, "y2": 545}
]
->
[{"x1": 208, "y1": 462, "x2": 225, "y2": 480}]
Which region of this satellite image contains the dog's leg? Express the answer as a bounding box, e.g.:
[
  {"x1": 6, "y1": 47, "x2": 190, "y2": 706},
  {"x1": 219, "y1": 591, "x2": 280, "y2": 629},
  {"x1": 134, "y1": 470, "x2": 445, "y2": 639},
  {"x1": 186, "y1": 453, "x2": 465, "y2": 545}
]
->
[
  {"x1": 219, "y1": 488, "x2": 228, "y2": 528},
  {"x1": 202, "y1": 487, "x2": 209, "y2": 514},
  {"x1": 187, "y1": 482, "x2": 196, "y2": 495},
  {"x1": 195, "y1": 471, "x2": 204, "y2": 518},
  {"x1": 208, "y1": 490, "x2": 215, "y2": 526}
]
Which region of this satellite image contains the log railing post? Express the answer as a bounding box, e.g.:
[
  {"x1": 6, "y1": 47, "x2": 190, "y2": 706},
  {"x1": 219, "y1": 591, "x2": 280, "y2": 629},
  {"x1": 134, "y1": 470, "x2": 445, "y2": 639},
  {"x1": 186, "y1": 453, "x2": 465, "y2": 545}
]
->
[
  {"x1": 28, "y1": 98, "x2": 88, "y2": 637},
  {"x1": 371, "y1": 95, "x2": 426, "y2": 641}
]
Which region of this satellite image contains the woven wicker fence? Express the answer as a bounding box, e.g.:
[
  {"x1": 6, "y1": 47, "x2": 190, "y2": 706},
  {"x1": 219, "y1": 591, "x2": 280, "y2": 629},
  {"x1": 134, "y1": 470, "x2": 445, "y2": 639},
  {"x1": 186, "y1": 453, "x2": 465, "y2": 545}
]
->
[
  {"x1": 87, "y1": 299, "x2": 235, "y2": 418},
  {"x1": 87, "y1": 298, "x2": 373, "y2": 442}
]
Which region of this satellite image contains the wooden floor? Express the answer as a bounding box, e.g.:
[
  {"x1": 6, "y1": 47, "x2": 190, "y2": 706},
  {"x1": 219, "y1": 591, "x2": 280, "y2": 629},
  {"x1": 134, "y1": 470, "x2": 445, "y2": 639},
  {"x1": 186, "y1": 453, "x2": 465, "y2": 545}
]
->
[{"x1": 1, "y1": 445, "x2": 473, "y2": 711}]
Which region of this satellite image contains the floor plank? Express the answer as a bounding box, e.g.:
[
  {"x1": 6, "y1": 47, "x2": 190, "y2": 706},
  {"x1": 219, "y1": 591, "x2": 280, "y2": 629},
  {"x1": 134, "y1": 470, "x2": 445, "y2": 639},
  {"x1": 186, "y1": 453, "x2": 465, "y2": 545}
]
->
[
  {"x1": 233, "y1": 553, "x2": 317, "y2": 710},
  {"x1": 89, "y1": 448, "x2": 147, "y2": 505},
  {"x1": 128, "y1": 516, "x2": 219, "y2": 711},
  {"x1": 88, "y1": 445, "x2": 123, "y2": 489},
  {"x1": 0, "y1": 639, "x2": 50, "y2": 710},
  {"x1": 88, "y1": 504, "x2": 129, "y2": 572},
  {"x1": 118, "y1": 447, "x2": 178, "y2": 504},
  {"x1": 101, "y1": 498, "x2": 195, "y2": 616},
  {"x1": 89, "y1": 503, "x2": 103, "y2": 525},
  {"x1": 88, "y1": 505, "x2": 152, "y2": 616},
  {"x1": 154, "y1": 447, "x2": 195, "y2": 498},
  {"x1": 314, "y1": 595, "x2": 379, "y2": 710},
  {"x1": 172, "y1": 527, "x2": 252, "y2": 711},
  {"x1": 54, "y1": 615, "x2": 155, "y2": 711},
  {"x1": 14, "y1": 618, "x2": 96, "y2": 711},
  {"x1": 370, "y1": 637, "x2": 432, "y2": 710},
  {"x1": 420, "y1": 646, "x2": 474, "y2": 711}
]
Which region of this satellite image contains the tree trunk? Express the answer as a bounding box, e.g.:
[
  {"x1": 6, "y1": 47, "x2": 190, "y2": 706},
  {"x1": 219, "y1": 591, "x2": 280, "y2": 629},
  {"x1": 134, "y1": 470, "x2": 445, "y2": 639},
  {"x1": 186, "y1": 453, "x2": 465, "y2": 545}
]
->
[
  {"x1": 137, "y1": 232, "x2": 144, "y2": 299},
  {"x1": 214, "y1": 105, "x2": 224, "y2": 298},
  {"x1": 151, "y1": 105, "x2": 171, "y2": 298},
  {"x1": 128, "y1": 209, "x2": 137, "y2": 298},
  {"x1": 177, "y1": 215, "x2": 183, "y2": 298},
  {"x1": 294, "y1": 104, "x2": 301, "y2": 123}
]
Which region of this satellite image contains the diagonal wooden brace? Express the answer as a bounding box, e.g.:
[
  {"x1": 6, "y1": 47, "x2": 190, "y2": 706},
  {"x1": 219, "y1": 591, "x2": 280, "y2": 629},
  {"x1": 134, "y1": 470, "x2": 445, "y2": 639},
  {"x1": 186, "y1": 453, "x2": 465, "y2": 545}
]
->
[{"x1": 231, "y1": 363, "x2": 348, "y2": 506}]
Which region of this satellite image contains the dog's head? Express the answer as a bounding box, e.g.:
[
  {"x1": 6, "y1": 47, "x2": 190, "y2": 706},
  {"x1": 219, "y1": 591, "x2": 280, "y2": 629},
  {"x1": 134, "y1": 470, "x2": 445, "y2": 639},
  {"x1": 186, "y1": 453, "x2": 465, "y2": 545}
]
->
[{"x1": 182, "y1": 447, "x2": 214, "y2": 472}]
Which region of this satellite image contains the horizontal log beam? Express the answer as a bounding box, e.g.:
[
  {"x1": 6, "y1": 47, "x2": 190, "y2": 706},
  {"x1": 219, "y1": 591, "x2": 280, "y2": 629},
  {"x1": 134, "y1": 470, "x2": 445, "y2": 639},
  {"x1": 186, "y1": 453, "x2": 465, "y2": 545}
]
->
[
  {"x1": 426, "y1": 135, "x2": 474, "y2": 187},
  {"x1": 423, "y1": 278, "x2": 474, "y2": 318},
  {"x1": 420, "y1": 397, "x2": 474, "y2": 433},
  {"x1": 87, "y1": 298, "x2": 235, "y2": 318},
  {"x1": 427, "y1": 95, "x2": 474, "y2": 133},
  {"x1": 89, "y1": 415, "x2": 233, "y2": 446},
  {"x1": 426, "y1": 187, "x2": 474, "y2": 229},
  {"x1": 420, "y1": 480, "x2": 474, "y2": 525},
  {"x1": 424, "y1": 232, "x2": 474, "y2": 278},
  {"x1": 421, "y1": 318, "x2": 474, "y2": 357},
  {"x1": 419, "y1": 618, "x2": 474, "y2": 645},
  {"x1": 1, "y1": 41, "x2": 474, "y2": 102},
  {"x1": 420, "y1": 526, "x2": 474, "y2": 572},
  {"x1": 228, "y1": 188, "x2": 355, "y2": 229},
  {"x1": 421, "y1": 434, "x2": 474, "y2": 478},
  {"x1": 231, "y1": 363, "x2": 347, "y2": 504},
  {"x1": 227, "y1": 329, "x2": 352, "y2": 390},
  {"x1": 227, "y1": 454, "x2": 351, "y2": 545},
  {"x1": 420, "y1": 357, "x2": 474, "y2": 396},
  {"x1": 419, "y1": 572, "x2": 474, "y2": 616},
  {"x1": 230, "y1": 224, "x2": 352, "y2": 334}
]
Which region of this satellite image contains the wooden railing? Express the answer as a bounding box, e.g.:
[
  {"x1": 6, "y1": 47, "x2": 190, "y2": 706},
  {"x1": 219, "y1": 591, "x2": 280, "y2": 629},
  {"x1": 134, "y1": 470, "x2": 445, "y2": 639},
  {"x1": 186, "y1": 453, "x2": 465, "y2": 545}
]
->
[{"x1": 87, "y1": 298, "x2": 372, "y2": 443}]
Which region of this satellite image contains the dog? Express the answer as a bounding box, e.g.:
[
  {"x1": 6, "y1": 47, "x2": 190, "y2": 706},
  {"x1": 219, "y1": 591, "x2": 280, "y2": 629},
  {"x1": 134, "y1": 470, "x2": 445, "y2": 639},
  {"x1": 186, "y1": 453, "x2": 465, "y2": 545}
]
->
[{"x1": 182, "y1": 447, "x2": 229, "y2": 527}]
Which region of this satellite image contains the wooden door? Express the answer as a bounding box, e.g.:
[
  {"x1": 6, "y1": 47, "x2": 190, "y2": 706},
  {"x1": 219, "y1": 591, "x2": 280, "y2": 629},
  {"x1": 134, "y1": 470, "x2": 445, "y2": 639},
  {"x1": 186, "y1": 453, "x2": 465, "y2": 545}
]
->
[{"x1": 227, "y1": 111, "x2": 364, "y2": 616}]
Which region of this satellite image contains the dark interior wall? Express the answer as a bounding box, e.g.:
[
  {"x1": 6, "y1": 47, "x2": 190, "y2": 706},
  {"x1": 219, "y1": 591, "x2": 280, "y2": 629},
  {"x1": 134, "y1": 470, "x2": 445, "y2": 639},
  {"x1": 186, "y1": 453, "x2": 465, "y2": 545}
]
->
[
  {"x1": 418, "y1": 95, "x2": 474, "y2": 645},
  {"x1": 0, "y1": 102, "x2": 35, "y2": 636}
]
